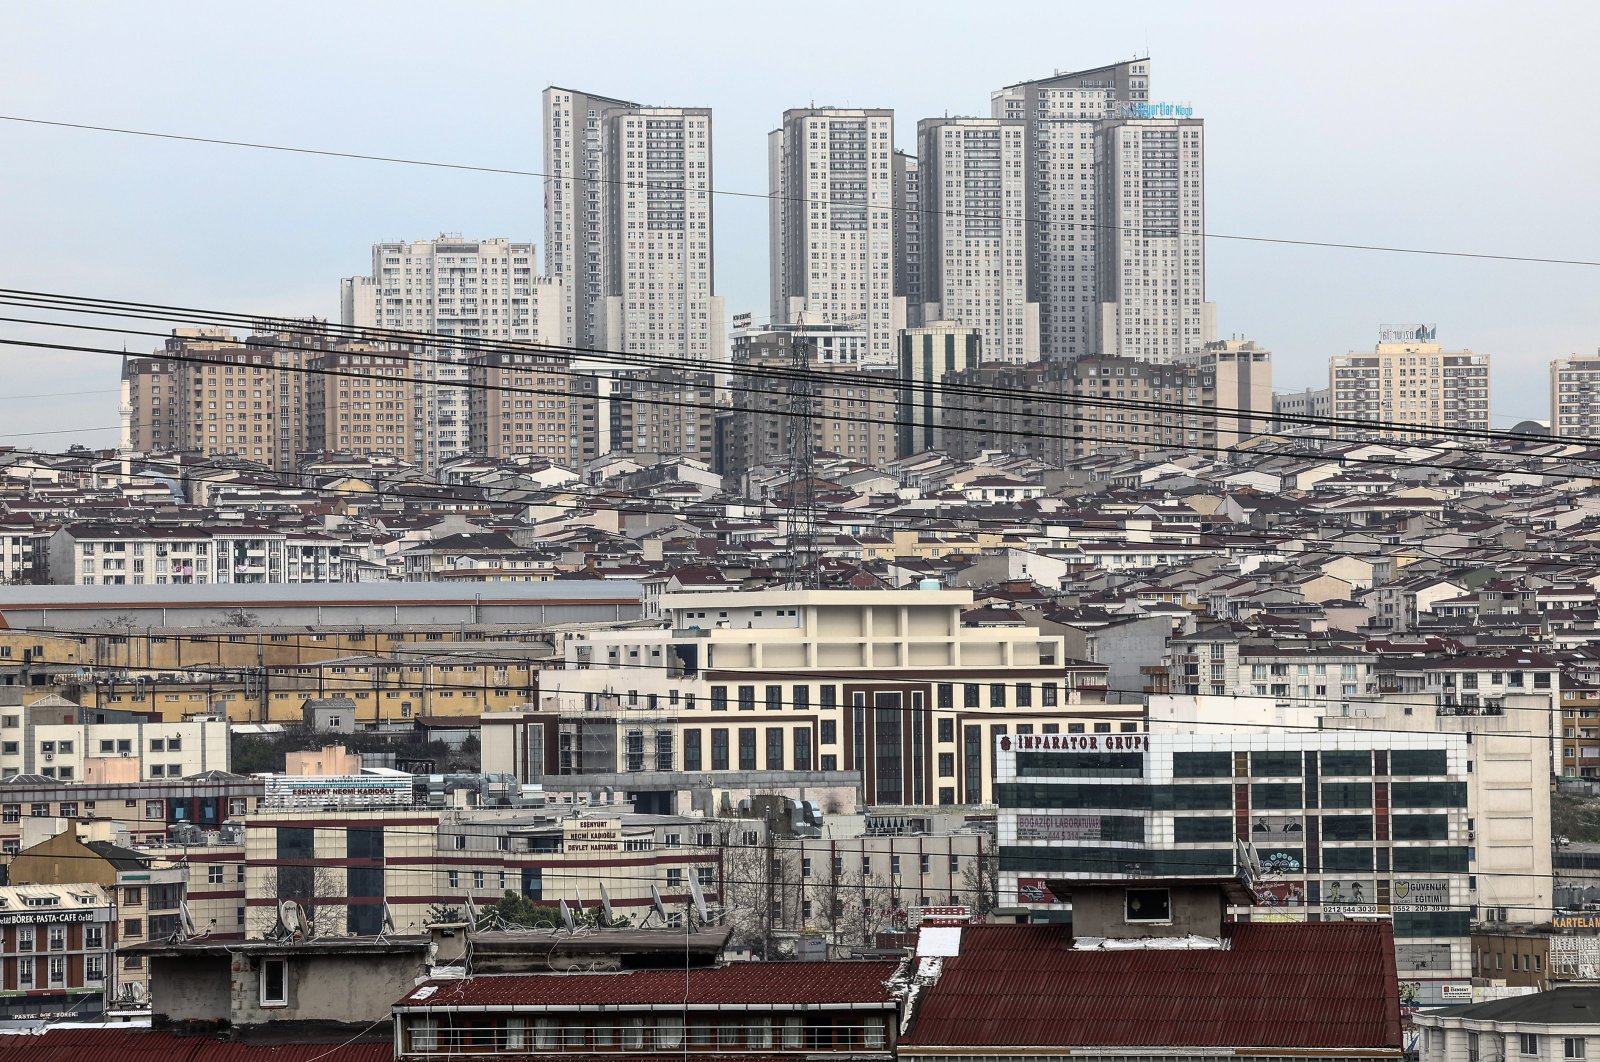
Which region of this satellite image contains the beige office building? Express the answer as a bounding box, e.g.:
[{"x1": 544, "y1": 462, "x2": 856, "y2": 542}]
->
[
  {"x1": 1550, "y1": 354, "x2": 1600, "y2": 437},
  {"x1": 1197, "y1": 339, "x2": 1273, "y2": 448},
  {"x1": 528, "y1": 589, "x2": 1116, "y2": 809},
  {"x1": 1329, "y1": 327, "x2": 1491, "y2": 440},
  {"x1": 769, "y1": 108, "x2": 905, "y2": 364}
]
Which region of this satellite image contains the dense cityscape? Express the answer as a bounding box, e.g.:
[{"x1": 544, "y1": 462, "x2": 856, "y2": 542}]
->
[{"x1": 1, "y1": 18, "x2": 1597, "y2": 1062}]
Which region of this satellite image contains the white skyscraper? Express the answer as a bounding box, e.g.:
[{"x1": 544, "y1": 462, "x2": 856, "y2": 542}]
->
[
  {"x1": 917, "y1": 117, "x2": 1038, "y2": 364},
  {"x1": 543, "y1": 87, "x2": 639, "y2": 351},
  {"x1": 544, "y1": 89, "x2": 722, "y2": 362},
  {"x1": 769, "y1": 108, "x2": 904, "y2": 365},
  {"x1": 338, "y1": 236, "x2": 562, "y2": 469},
  {"x1": 993, "y1": 59, "x2": 1210, "y2": 363},
  {"x1": 1094, "y1": 115, "x2": 1209, "y2": 362}
]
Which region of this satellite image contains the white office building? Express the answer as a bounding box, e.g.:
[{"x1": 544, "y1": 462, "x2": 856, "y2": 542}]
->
[
  {"x1": 916, "y1": 118, "x2": 1038, "y2": 364},
  {"x1": 769, "y1": 108, "x2": 905, "y2": 365}
]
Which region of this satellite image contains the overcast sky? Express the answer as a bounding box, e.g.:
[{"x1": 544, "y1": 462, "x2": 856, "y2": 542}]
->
[{"x1": 2, "y1": 0, "x2": 1597, "y2": 447}]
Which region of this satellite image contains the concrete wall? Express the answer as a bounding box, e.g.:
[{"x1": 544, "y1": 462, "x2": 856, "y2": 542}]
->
[
  {"x1": 150, "y1": 955, "x2": 231, "y2": 1022},
  {"x1": 230, "y1": 951, "x2": 424, "y2": 1026},
  {"x1": 1070, "y1": 884, "x2": 1225, "y2": 940}
]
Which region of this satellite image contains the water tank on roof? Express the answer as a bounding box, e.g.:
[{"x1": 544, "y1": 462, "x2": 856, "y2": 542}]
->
[{"x1": 918, "y1": 578, "x2": 941, "y2": 591}]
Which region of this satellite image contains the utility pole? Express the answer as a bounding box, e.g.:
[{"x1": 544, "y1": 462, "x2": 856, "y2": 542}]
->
[
  {"x1": 763, "y1": 807, "x2": 778, "y2": 960},
  {"x1": 786, "y1": 335, "x2": 819, "y2": 588}
]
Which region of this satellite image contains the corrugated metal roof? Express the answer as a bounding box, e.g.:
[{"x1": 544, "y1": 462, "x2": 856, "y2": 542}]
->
[
  {"x1": 396, "y1": 960, "x2": 903, "y2": 1009},
  {"x1": 0, "y1": 582, "x2": 639, "y2": 605},
  {"x1": 901, "y1": 922, "x2": 1402, "y2": 1051},
  {"x1": 0, "y1": 1029, "x2": 387, "y2": 1062}
]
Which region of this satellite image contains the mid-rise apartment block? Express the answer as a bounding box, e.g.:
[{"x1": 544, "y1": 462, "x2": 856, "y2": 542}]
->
[
  {"x1": 339, "y1": 237, "x2": 563, "y2": 470},
  {"x1": 545, "y1": 89, "x2": 723, "y2": 361},
  {"x1": 1200, "y1": 339, "x2": 1273, "y2": 448},
  {"x1": 465, "y1": 350, "x2": 575, "y2": 464},
  {"x1": 939, "y1": 354, "x2": 1229, "y2": 464},
  {"x1": 304, "y1": 346, "x2": 416, "y2": 463},
  {"x1": 1274, "y1": 386, "x2": 1333, "y2": 433},
  {"x1": 769, "y1": 108, "x2": 904, "y2": 364},
  {"x1": 1550, "y1": 353, "x2": 1600, "y2": 436},
  {"x1": 1329, "y1": 326, "x2": 1491, "y2": 441},
  {"x1": 44, "y1": 524, "x2": 345, "y2": 586},
  {"x1": 719, "y1": 354, "x2": 899, "y2": 479},
  {"x1": 0, "y1": 882, "x2": 114, "y2": 1021},
  {"x1": 916, "y1": 117, "x2": 1038, "y2": 364},
  {"x1": 339, "y1": 237, "x2": 557, "y2": 342}
]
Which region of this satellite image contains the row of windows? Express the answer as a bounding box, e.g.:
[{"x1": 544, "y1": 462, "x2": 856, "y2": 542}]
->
[{"x1": 1172, "y1": 749, "x2": 1448, "y2": 779}]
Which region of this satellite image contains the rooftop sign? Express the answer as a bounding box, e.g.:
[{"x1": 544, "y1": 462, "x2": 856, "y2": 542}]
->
[
  {"x1": 1003, "y1": 733, "x2": 1148, "y2": 753},
  {"x1": 1379, "y1": 324, "x2": 1437, "y2": 343},
  {"x1": 1118, "y1": 101, "x2": 1194, "y2": 119}
]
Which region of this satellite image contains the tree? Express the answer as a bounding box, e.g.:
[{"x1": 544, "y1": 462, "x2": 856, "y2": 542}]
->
[
  {"x1": 484, "y1": 890, "x2": 625, "y2": 930},
  {"x1": 960, "y1": 845, "x2": 1000, "y2": 917},
  {"x1": 253, "y1": 864, "x2": 346, "y2": 938},
  {"x1": 426, "y1": 904, "x2": 463, "y2": 926},
  {"x1": 222, "y1": 608, "x2": 260, "y2": 628}
]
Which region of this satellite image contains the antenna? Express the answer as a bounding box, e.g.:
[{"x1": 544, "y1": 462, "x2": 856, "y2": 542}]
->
[
  {"x1": 600, "y1": 883, "x2": 615, "y2": 926},
  {"x1": 687, "y1": 871, "x2": 711, "y2": 925}
]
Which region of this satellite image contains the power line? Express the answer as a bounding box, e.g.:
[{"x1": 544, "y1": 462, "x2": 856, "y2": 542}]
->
[
  {"x1": 4, "y1": 114, "x2": 1598, "y2": 269},
  {"x1": 4, "y1": 285, "x2": 1587, "y2": 450},
  {"x1": 0, "y1": 310, "x2": 1588, "y2": 491}
]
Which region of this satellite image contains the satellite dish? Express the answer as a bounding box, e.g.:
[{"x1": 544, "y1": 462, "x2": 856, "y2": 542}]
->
[
  {"x1": 574, "y1": 888, "x2": 585, "y2": 916},
  {"x1": 179, "y1": 901, "x2": 197, "y2": 938},
  {"x1": 687, "y1": 871, "x2": 711, "y2": 925},
  {"x1": 600, "y1": 883, "x2": 615, "y2": 926},
  {"x1": 464, "y1": 896, "x2": 480, "y2": 928},
  {"x1": 280, "y1": 899, "x2": 310, "y2": 939},
  {"x1": 649, "y1": 883, "x2": 667, "y2": 924},
  {"x1": 559, "y1": 898, "x2": 575, "y2": 933},
  {"x1": 382, "y1": 901, "x2": 396, "y2": 934}
]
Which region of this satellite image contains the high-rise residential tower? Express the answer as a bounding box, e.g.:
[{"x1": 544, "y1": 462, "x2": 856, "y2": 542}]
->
[
  {"x1": 917, "y1": 117, "x2": 1038, "y2": 364},
  {"x1": 598, "y1": 106, "x2": 722, "y2": 361},
  {"x1": 543, "y1": 87, "x2": 639, "y2": 351},
  {"x1": 891, "y1": 150, "x2": 923, "y2": 329},
  {"x1": 769, "y1": 108, "x2": 904, "y2": 365},
  {"x1": 1094, "y1": 114, "x2": 1209, "y2": 361},
  {"x1": 544, "y1": 89, "x2": 722, "y2": 362},
  {"x1": 994, "y1": 59, "x2": 1211, "y2": 362}
]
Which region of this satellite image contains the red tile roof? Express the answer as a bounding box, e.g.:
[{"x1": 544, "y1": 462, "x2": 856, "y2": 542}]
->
[
  {"x1": 902, "y1": 922, "x2": 1401, "y2": 1052},
  {"x1": 0, "y1": 1029, "x2": 388, "y2": 1062},
  {"x1": 396, "y1": 960, "x2": 902, "y2": 1009}
]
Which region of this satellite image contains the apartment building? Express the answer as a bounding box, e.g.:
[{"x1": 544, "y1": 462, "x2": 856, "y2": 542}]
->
[
  {"x1": 1274, "y1": 385, "x2": 1332, "y2": 433},
  {"x1": 304, "y1": 345, "x2": 416, "y2": 462},
  {"x1": 598, "y1": 107, "x2": 723, "y2": 361},
  {"x1": 339, "y1": 237, "x2": 556, "y2": 343},
  {"x1": 1093, "y1": 114, "x2": 1210, "y2": 362},
  {"x1": 996, "y1": 729, "x2": 1475, "y2": 1005},
  {"x1": 1329, "y1": 326, "x2": 1491, "y2": 441},
  {"x1": 897, "y1": 322, "x2": 983, "y2": 457},
  {"x1": 0, "y1": 519, "x2": 37, "y2": 584},
  {"x1": 120, "y1": 353, "x2": 182, "y2": 454},
  {"x1": 0, "y1": 882, "x2": 114, "y2": 1021},
  {"x1": 588, "y1": 368, "x2": 718, "y2": 466},
  {"x1": 339, "y1": 237, "x2": 565, "y2": 470},
  {"x1": 916, "y1": 118, "x2": 1038, "y2": 364},
  {"x1": 43, "y1": 524, "x2": 345, "y2": 585},
  {"x1": 466, "y1": 350, "x2": 576, "y2": 464},
  {"x1": 520, "y1": 588, "x2": 1113, "y2": 809},
  {"x1": 938, "y1": 354, "x2": 1227, "y2": 464},
  {"x1": 1203, "y1": 339, "x2": 1273, "y2": 448},
  {"x1": 0, "y1": 697, "x2": 229, "y2": 782},
  {"x1": 769, "y1": 108, "x2": 904, "y2": 364},
  {"x1": 992, "y1": 60, "x2": 1148, "y2": 360},
  {"x1": 9, "y1": 828, "x2": 188, "y2": 997},
  {"x1": 544, "y1": 88, "x2": 722, "y2": 361},
  {"x1": 719, "y1": 352, "x2": 899, "y2": 480},
  {"x1": 0, "y1": 777, "x2": 262, "y2": 858},
  {"x1": 1550, "y1": 353, "x2": 1600, "y2": 437}
]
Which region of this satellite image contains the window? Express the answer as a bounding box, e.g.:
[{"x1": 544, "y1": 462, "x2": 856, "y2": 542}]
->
[
  {"x1": 208, "y1": 865, "x2": 224, "y2": 884},
  {"x1": 1125, "y1": 888, "x2": 1171, "y2": 923},
  {"x1": 260, "y1": 958, "x2": 288, "y2": 1006},
  {"x1": 1522, "y1": 1035, "x2": 1540, "y2": 1057}
]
